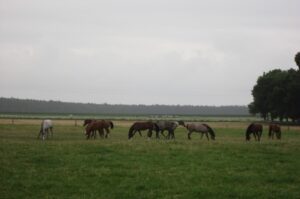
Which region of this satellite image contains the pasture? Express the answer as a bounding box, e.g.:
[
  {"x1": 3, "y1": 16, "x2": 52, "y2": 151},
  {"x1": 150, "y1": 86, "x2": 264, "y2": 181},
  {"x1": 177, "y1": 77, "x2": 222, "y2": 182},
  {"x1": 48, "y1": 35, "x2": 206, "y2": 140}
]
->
[{"x1": 1, "y1": 119, "x2": 300, "y2": 199}]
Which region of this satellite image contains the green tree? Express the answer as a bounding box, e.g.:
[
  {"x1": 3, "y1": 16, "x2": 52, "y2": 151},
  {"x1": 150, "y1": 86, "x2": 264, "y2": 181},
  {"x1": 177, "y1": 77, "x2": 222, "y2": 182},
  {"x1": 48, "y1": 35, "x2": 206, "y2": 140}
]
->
[
  {"x1": 250, "y1": 70, "x2": 288, "y2": 121},
  {"x1": 250, "y1": 69, "x2": 300, "y2": 122},
  {"x1": 285, "y1": 69, "x2": 300, "y2": 122}
]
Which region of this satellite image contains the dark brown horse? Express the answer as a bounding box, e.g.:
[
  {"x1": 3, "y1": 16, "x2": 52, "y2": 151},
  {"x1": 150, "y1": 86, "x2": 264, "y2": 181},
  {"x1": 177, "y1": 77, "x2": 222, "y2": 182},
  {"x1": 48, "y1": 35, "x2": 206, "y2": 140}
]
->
[
  {"x1": 85, "y1": 120, "x2": 114, "y2": 139},
  {"x1": 128, "y1": 121, "x2": 159, "y2": 139},
  {"x1": 246, "y1": 123, "x2": 263, "y2": 141},
  {"x1": 269, "y1": 124, "x2": 281, "y2": 139}
]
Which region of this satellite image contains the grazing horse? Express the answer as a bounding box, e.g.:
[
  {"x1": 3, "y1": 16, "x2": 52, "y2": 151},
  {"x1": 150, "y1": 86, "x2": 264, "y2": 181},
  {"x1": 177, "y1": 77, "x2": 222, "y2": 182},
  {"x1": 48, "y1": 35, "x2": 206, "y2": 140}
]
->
[
  {"x1": 128, "y1": 121, "x2": 159, "y2": 139},
  {"x1": 245, "y1": 123, "x2": 263, "y2": 141},
  {"x1": 37, "y1": 119, "x2": 53, "y2": 140},
  {"x1": 83, "y1": 119, "x2": 98, "y2": 137},
  {"x1": 269, "y1": 124, "x2": 281, "y2": 139},
  {"x1": 85, "y1": 120, "x2": 114, "y2": 139},
  {"x1": 178, "y1": 121, "x2": 215, "y2": 140},
  {"x1": 155, "y1": 121, "x2": 178, "y2": 139}
]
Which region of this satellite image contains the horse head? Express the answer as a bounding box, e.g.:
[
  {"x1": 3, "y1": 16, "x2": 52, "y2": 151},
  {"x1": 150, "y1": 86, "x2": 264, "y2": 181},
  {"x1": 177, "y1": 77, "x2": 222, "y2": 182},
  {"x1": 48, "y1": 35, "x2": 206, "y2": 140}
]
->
[{"x1": 178, "y1": 120, "x2": 185, "y2": 126}]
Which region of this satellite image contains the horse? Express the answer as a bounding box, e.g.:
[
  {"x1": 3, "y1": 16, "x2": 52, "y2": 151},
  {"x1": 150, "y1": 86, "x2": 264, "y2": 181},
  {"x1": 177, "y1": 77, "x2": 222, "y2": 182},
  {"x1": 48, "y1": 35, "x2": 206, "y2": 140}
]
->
[
  {"x1": 37, "y1": 119, "x2": 53, "y2": 140},
  {"x1": 269, "y1": 124, "x2": 281, "y2": 139},
  {"x1": 83, "y1": 119, "x2": 98, "y2": 137},
  {"x1": 155, "y1": 121, "x2": 178, "y2": 139},
  {"x1": 245, "y1": 123, "x2": 263, "y2": 141},
  {"x1": 85, "y1": 120, "x2": 114, "y2": 139},
  {"x1": 128, "y1": 121, "x2": 159, "y2": 139},
  {"x1": 178, "y1": 121, "x2": 215, "y2": 140}
]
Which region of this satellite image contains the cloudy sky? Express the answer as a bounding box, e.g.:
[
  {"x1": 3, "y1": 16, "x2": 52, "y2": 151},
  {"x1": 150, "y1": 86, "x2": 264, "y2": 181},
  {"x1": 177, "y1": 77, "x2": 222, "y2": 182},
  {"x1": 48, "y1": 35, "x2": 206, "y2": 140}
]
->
[{"x1": 0, "y1": 0, "x2": 299, "y2": 105}]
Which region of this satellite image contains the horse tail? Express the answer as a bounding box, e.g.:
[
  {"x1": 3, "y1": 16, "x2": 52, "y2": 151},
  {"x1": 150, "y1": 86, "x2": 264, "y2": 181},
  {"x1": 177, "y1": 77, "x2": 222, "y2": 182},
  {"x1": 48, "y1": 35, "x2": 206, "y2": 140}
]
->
[
  {"x1": 203, "y1": 124, "x2": 215, "y2": 140},
  {"x1": 109, "y1": 121, "x2": 114, "y2": 129},
  {"x1": 277, "y1": 127, "x2": 281, "y2": 139},
  {"x1": 128, "y1": 123, "x2": 136, "y2": 139},
  {"x1": 268, "y1": 125, "x2": 272, "y2": 138}
]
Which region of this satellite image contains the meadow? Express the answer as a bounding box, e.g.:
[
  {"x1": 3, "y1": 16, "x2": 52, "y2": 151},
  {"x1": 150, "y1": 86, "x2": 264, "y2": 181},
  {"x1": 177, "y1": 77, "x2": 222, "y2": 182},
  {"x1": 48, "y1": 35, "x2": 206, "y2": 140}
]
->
[{"x1": 1, "y1": 119, "x2": 300, "y2": 199}]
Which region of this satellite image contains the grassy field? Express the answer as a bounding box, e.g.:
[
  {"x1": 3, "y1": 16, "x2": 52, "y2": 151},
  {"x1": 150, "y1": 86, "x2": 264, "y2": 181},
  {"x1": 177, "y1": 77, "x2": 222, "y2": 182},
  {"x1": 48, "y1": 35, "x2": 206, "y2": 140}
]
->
[{"x1": 1, "y1": 120, "x2": 300, "y2": 199}]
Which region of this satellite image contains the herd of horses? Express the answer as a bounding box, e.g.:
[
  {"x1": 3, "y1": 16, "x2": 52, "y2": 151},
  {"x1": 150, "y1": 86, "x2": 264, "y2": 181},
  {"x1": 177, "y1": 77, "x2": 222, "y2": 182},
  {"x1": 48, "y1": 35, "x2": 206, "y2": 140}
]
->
[{"x1": 38, "y1": 119, "x2": 282, "y2": 141}]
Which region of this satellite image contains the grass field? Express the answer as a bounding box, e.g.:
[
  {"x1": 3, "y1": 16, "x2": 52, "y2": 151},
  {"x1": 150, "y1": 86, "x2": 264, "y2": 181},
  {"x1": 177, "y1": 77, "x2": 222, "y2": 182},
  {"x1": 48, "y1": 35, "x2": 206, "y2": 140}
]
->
[{"x1": 1, "y1": 120, "x2": 300, "y2": 199}]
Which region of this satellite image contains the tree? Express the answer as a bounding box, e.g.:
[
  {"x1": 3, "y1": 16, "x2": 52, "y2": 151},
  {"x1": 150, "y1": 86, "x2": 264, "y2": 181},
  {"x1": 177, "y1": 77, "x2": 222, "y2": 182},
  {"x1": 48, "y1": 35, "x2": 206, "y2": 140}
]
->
[
  {"x1": 295, "y1": 52, "x2": 300, "y2": 70},
  {"x1": 249, "y1": 69, "x2": 300, "y2": 122},
  {"x1": 285, "y1": 69, "x2": 300, "y2": 122}
]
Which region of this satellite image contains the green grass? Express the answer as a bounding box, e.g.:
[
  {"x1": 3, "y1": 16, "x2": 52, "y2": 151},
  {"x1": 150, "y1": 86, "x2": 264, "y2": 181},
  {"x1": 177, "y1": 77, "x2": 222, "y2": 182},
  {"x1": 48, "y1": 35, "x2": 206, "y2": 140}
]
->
[{"x1": 1, "y1": 123, "x2": 300, "y2": 199}]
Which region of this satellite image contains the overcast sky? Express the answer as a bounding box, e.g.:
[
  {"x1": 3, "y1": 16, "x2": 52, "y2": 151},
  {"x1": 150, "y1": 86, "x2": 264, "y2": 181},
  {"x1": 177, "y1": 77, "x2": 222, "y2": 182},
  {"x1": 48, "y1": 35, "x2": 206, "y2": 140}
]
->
[{"x1": 0, "y1": 0, "x2": 299, "y2": 106}]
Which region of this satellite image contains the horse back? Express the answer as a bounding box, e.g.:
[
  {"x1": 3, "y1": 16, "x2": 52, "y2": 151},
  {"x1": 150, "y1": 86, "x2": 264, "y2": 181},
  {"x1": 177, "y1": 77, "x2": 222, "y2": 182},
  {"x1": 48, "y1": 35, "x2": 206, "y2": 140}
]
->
[
  {"x1": 42, "y1": 120, "x2": 53, "y2": 129},
  {"x1": 186, "y1": 123, "x2": 207, "y2": 132}
]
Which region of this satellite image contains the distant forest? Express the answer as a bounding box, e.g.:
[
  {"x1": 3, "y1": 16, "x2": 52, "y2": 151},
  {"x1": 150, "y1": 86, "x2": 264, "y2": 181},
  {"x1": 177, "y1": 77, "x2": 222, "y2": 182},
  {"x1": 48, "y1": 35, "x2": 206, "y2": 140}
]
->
[{"x1": 0, "y1": 97, "x2": 249, "y2": 116}]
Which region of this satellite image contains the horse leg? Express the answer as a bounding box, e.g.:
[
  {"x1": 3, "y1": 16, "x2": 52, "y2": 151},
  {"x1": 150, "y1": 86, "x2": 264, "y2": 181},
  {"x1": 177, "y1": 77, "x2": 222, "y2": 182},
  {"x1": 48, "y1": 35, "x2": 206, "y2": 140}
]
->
[
  {"x1": 200, "y1": 132, "x2": 204, "y2": 139},
  {"x1": 37, "y1": 131, "x2": 41, "y2": 139},
  {"x1": 138, "y1": 130, "x2": 142, "y2": 137},
  {"x1": 161, "y1": 130, "x2": 167, "y2": 138},
  {"x1": 156, "y1": 130, "x2": 160, "y2": 139},
  {"x1": 42, "y1": 130, "x2": 46, "y2": 140},
  {"x1": 253, "y1": 133, "x2": 257, "y2": 141},
  {"x1": 98, "y1": 129, "x2": 102, "y2": 138},
  {"x1": 148, "y1": 130, "x2": 152, "y2": 138},
  {"x1": 93, "y1": 130, "x2": 96, "y2": 139},
  {"x1": 132, "y1": 130, "x2": 137, "y2": 137},
  {"x1": 170, "y1": 130, "x2": 175, "y2": 139},
  {"x1": 105, "y1": 128, "x2": 110, "y2": 138},
  {"x1": 205, "y1": 132, "x2": 209, "y2": 141},
  {"x1": 277, "y1": 131, "x2": 281, "y2": 139},
  {"x1": 188, "y1": 131, "x2": 192, "y2": 140}
]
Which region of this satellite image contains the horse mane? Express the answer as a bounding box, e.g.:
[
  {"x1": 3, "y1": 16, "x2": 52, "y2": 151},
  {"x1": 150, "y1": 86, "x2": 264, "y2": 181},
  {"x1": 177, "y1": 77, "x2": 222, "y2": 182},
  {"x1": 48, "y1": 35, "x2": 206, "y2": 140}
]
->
[
  {"x1": 245, "y1": 123, "x2": 255, "y2": 141},
  {"x1": 246, "y1": 123, "x2": 255, "y2": 134},
  {"x1": 128, "y1": 123, "x2": 136, "y2": 139},
  {"x1": 202, "y1": 123, "x2": 215, "y2": 140}
]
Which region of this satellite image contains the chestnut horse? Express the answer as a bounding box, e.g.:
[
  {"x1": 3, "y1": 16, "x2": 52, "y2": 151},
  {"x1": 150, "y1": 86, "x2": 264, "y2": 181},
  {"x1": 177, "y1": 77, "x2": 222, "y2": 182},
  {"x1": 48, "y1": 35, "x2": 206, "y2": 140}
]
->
[
  {"x1": 246, "y1": 123, "x2": 263, "y2": 141},
  {"x1": 128, "y1": 121, "x2": 159, "y2": 139},
  {"x1": 269, "y1": 124, "x2": 281, "y2": 139},
  {"x1": 178, "y1": 121, "x2": 215, "y2": 140},
  {"x1": 85, "y1": 120, "x2": 114, "y2": 139}
]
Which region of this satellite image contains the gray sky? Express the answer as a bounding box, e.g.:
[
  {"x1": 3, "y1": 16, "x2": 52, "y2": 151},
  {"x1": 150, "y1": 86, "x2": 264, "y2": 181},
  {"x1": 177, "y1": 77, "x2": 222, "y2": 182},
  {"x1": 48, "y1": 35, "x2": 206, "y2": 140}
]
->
[{"x1": 1, "y1": 0, "x2": 299, "y2": 105}]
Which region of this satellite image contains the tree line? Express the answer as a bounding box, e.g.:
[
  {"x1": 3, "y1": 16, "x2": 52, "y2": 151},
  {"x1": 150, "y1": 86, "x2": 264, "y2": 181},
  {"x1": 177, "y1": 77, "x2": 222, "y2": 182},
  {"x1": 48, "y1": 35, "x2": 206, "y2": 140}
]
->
[
  {"x1": 248, "y1": 52, "x2": 300, "y2": 122},
  {"x1": 0, "y1": 97, "x2": 249, "y2": 116}
]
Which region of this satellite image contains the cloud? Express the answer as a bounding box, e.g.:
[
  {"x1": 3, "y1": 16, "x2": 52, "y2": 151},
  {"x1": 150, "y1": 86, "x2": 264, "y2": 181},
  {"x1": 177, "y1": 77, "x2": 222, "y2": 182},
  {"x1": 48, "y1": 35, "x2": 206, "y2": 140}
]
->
[{"x1": 0, "y1": 0, "x2": 299, "y2": 105}]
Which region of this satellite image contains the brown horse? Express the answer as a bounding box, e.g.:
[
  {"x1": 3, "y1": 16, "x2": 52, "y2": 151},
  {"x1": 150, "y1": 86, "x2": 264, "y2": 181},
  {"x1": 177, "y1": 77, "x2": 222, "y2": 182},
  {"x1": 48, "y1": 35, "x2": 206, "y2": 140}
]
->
[
  {"x1": 85, "y1": 120, "x2": 114, "y2": 139},
  {"x1": 246, "y1": 123, "x2": 263, "y2": 141},
  {"x1": 128, "y1": 121, "x2": 159, "y2": 139},
  {"x1": 269, "y1": 124, "x2": 281, "y2": 139}
]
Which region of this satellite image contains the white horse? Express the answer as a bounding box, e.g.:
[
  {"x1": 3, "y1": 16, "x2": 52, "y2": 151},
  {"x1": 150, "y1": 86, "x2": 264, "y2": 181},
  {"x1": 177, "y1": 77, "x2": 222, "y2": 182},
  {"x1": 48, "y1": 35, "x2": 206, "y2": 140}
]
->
[{"x1": 37, "y1": 120, "x2": 53, "y2": 140}]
